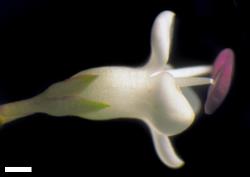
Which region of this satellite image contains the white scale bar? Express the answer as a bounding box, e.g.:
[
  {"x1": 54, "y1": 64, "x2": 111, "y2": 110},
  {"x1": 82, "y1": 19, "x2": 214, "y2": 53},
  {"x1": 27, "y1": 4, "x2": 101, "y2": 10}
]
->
[{"x1": 5, "y1": 166, "x2": 32, "y2": 173}]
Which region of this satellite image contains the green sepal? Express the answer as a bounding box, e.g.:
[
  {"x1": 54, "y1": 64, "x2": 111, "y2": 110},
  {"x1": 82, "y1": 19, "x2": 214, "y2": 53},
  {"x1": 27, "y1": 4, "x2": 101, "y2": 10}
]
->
[
  {"x1": 43, "y1": 74, "x2": 98, "y2": 98},
  {"x1": 43, "y1": 96, "x2": 110, "y2": 116},
  {"x1": 36, "y1": 74, "x2": 110, "y2": 116}
]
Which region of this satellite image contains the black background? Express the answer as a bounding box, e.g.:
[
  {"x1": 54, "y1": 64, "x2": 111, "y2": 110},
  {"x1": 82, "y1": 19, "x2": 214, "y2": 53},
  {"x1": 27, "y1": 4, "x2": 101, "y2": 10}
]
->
[{"x1": 0, "y1": 0, "x2": 249, "y2": 176}]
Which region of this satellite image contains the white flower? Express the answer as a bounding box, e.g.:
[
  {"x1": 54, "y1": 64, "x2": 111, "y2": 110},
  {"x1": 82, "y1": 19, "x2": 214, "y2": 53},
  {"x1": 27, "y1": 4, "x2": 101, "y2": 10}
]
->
[
  {"x1": 76, "y1": 11, "x2": 213, "y2": 168},
  {"x1": 0, "y1": 11, "x2": 234, "y2": 169}
]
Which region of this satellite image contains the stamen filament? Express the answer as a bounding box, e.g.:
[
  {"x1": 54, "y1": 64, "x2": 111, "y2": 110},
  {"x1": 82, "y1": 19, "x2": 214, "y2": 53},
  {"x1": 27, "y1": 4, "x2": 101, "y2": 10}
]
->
[
  {"x1": 176, "y1": 77, "x2": 214, "y2": 87},
  {"x1": 168, "y1": 66, "x2": 212, "y2": 77}
]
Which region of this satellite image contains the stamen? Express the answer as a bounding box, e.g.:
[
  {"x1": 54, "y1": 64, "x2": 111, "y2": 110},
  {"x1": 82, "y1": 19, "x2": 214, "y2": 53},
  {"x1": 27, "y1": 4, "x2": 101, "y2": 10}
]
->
[
  {"x1": 168, "y1": 66, "x2": 212, "y2": 78},
  {"x1": 176, "y1": 77, "x2": 214, "y2": 87}
]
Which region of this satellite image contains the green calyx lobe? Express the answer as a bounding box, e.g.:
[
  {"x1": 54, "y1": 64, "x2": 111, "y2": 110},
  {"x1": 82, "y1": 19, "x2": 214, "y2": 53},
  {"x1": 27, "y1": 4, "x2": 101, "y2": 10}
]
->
[{"x1": 39, "y1": 74, "x2": 110, "y2": 115}]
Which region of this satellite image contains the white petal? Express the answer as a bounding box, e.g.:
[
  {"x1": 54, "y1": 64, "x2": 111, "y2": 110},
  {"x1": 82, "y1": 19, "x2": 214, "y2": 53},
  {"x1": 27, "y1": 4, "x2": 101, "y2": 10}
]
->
[
  {"x1": 181, "y1": 87, "x2": 201, "y2": 115},
  {"x1": 146, "y1": 11, "x2": 175, "y2": 69},
  {"x1": 149, "y1": 124, "x2": 184, "y2": 168}
]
